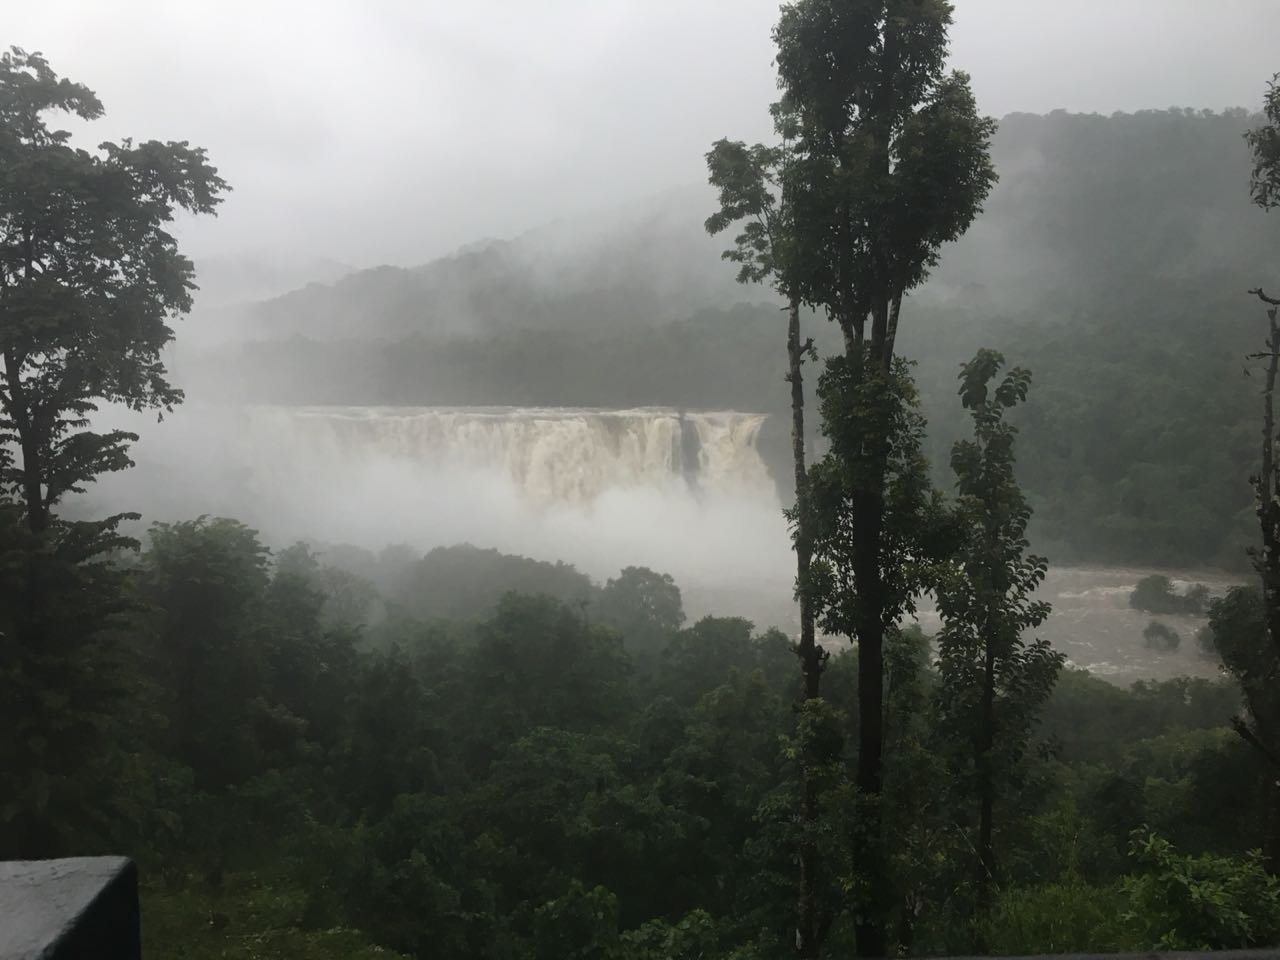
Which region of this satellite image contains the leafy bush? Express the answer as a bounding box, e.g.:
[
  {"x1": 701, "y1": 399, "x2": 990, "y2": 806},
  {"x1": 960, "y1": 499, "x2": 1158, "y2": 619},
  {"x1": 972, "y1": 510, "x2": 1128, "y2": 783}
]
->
[{"x1": 1123, "y1": 829, "x2": 1280, "y2": 949}]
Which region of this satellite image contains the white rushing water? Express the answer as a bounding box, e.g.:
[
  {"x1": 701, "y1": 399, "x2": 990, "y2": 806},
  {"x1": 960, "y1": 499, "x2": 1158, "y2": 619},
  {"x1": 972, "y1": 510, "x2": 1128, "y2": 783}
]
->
[
  {"x1": 82, "y1": 404, "x2": 792, "y2": 587},
  {"x1": 245, "y1": 406, "x2": 776, "y2": 506}
]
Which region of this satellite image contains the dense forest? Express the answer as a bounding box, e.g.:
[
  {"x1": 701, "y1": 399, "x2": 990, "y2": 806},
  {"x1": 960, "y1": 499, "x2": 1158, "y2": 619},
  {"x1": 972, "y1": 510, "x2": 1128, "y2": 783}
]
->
[
  {"x1": 5, "y1": 527, "x2": 1273, "y2": 958},
  {"x1": 8, "y1": 3, "x2": 1280, "y2": 958}
]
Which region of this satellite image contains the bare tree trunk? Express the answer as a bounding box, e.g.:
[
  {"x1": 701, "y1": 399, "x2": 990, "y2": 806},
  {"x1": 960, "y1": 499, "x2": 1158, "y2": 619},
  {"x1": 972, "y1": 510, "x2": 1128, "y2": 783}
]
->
[
  {"x1": 2, "y1": 350, "x2": 47, "y2": 534},
  {"x1": 1258, "y1": 299, "x2": 1280, "y2": 657},
  {"x1": 1249, "y1": 289, "x2": 1280, "y2": 876},
  {"x1": 791, "y1": 298, "x2": 821, "y2": 701},
  {"x1": 884, "y1": 294, "x2": 903, "y2": 362}
]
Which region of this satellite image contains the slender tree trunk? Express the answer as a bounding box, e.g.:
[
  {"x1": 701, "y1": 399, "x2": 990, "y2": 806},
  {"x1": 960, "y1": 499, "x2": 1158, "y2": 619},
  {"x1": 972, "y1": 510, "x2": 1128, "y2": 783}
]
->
[
  {"x1": 7, "y1": 233, "x2": 49, "y2": 534},
  {"x1": 836, "y1": 290, "x2": 893, "y2": 959},
  {"x1": 977, "y1": 639, "x2": 997, "y2": 899},
  {"x1": 1263, "y1": 769, "x2": 1280, "y2": 874},
  {"x1": 791, "y1": 298, "x2": 820, "y2": 701},
  {"x1": 790, "y1": 295, "x2": 825, "y2": 958},
  {"x1": 1251, "y1": 292, "x2": 1280, "y2": 876},
  {"x1": 853, "y1": 476, "x2": 887, "y2": 960},
  {"x1": 1259, "y1": 303, "x2": 1280, "y2": 658},
  {"x1": 869, "y1": 292, "x2": 891, "y2": 369},
  {"x1": 884, "y1": 294, "x2": 903, "y2": 362}
]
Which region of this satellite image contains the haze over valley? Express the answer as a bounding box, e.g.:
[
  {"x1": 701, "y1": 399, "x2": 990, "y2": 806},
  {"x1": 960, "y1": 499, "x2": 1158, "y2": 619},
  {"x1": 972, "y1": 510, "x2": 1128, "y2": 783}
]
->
[
  {"x1": 10, "y1": 3, "x2": 1280, "y2": 957},
  {"x1": 70, "y1": 103, "x2": 1279, "y2": 678}
]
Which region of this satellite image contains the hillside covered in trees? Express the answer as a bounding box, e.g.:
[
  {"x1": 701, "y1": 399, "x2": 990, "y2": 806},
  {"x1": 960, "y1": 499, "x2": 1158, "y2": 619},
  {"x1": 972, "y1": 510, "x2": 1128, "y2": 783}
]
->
[{"x1": 194, "y1": 106, "x2": 1275, "y2": 568}]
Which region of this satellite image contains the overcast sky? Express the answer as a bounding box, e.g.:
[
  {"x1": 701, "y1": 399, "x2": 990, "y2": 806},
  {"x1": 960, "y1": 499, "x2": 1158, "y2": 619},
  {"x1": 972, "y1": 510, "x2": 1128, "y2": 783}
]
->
[{"x1": 10, "y1": 1, "x2": 1280, "y2": 269}]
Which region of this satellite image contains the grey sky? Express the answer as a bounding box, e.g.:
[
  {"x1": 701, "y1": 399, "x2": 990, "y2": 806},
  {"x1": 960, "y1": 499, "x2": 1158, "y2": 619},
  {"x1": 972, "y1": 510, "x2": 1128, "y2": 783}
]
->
[{"x1": 10, "y1": 0, "x2": 1280, "y2": 268}]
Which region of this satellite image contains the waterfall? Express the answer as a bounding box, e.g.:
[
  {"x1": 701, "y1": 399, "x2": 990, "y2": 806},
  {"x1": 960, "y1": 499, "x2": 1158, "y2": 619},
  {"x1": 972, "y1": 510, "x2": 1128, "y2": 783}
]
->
[{"x1": 244, "y1": 406, "x2": 776, "y2": 506}]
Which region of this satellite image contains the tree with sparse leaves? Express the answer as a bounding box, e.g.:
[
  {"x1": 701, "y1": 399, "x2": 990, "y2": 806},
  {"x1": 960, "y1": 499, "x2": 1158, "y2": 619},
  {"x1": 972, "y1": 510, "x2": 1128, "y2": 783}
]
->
[
  {"x1": 1233, "y1": 77, "x2": 1280, "y2": 849},
  {"x1": 706, "y1": 107, "x2": 838, "y2": 956}
]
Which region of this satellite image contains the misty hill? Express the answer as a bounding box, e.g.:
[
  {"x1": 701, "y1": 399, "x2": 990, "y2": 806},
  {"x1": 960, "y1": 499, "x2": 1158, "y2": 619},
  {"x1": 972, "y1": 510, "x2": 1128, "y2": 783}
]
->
[
  {"x1": 248, "y1": 187, "x2": 743, "y2": 340},
  {"x1": 238, "y1": 108, "x2": 1279, "y2": 341},
  {"x1": 193, "y1": 252, "x2": 354, "y2": 309},
  {"x1": 921, "y1": 108, "x2": 1277, "y2": 302}
]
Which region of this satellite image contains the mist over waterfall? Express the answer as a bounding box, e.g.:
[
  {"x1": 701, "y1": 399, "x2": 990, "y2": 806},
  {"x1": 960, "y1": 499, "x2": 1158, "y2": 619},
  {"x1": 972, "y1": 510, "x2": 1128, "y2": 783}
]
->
[{"x1": 81, "y1": 403, "x2": 794, "y2": 600}]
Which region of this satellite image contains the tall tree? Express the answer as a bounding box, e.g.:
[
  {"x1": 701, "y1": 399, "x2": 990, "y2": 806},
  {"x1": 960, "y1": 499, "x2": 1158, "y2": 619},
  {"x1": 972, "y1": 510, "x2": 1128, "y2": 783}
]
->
[
  {"x1": 706, "y1": 110, "x2": 835, "y2": 955},
  {"x1": 0, "y1": 46, "x2": 226, "y2": 856},
  {"x1": 933, "y1": 350, "x2": 1063, "y2": 913},
  {"x1": 706, "y1": 113, "x2": 824, "y2": 703},
  {"x1": 772, "y1": 2, "x2": 996, "y2": 953},
  {"x1": 595, "y1": 565, "x2": 686, "y2": 659},
  {"x1": 1246, "y1": 72, "x2": 1280, "y2": 658},
  {"x1": 1239, "y1": 72, "x2": 1280, "y2": 870},
  {"x1": 0, "y1": 46, "x2": 227, "y2": 534}
]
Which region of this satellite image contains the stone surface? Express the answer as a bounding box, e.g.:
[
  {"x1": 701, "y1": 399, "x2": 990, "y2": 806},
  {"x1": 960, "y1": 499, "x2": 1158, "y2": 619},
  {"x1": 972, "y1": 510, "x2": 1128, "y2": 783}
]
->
[{"x1": 0, "y1": 857, "x2": 139, "y2": 959}]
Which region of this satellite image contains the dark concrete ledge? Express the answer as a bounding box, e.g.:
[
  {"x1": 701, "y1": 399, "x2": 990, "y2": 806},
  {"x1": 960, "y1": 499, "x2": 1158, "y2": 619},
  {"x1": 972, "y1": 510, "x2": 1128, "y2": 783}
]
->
[
  {"x1": 937, "y1": 954, "x2": 1280, "y2": 960},
  {"x1": 0, "y1": 857, "x2": 139, "y2": 960}
]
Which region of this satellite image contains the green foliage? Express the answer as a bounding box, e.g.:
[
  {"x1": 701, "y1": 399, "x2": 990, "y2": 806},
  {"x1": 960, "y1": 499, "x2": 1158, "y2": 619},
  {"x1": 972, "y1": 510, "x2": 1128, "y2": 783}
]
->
[
  {"x1": 933, "y1": 349, "x2": 1064, "y2": 899},
  {"x1": 611, "y1": 909, "x2": 722, "y2": 960},
  {"x1": 1040, "y1": 670, "x2": 1243, "y2": 764},
  {"x1": 1246, "y1": 73, "x2": 1280, "y2": 211},
  {"x1": 0, "y1": 46, "x2": 226, "y2": 531},
  {"x1": 1124, "y1": 829, "x2": 1280, "y2": 949},
  {"x1": 1203, "y1": 585, "x2": 1280, "y2": 829},
  {"x1": 0, "y1": 45, "x2": 224, "y2": 860},
  {"x1": 660, "y1": 616, "x2": 784, "y2": 705},
  {"x1": 469, "y1": 593, "x2": 632, "y2": 747},
  {"x1": 773, "y1": 0, "x2": 996, "y2": 341},
  {"x1": 3, "y1": 515, "x2": 1274, "y2": 959},
  {"x1": 807, "y1": 359, "x2": 953, "y2": 638},
  {"x1": 595, "y1": 566, "x2": 685, "y2": 659},
  {"x1": 0, "y1": 511, "x2": 140, "y2": 856},
  {"x1": 139, "y1": 518, "x2": 274, "y2": 789},
  {"x1": 704, "y1": 135, "x2": 792, "y2": 289},
  {"x1": 141, "y1": 874, "x2": 409, "y2": 960},
  {"x1": 390, "y1": 543, "x2": 595, "y2": 621},
  {"x1": 1206, "y1": 585, "x2": 1272, "y2": 685},
  {"x1": 982, "y1": 881, "x2": 1133, "y2": 955}
]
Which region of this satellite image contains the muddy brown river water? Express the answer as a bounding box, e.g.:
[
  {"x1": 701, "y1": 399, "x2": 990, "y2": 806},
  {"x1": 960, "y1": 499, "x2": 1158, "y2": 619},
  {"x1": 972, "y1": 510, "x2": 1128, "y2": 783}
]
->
[{"x1": 683, "y1": 565, "x2": 1244, "y2": 686}]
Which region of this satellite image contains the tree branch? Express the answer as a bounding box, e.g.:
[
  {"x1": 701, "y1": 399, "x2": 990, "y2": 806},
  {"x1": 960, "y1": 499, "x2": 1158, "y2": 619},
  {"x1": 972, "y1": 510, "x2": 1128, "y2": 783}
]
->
[{"x1": 1231, "y1": 714, "x2": 1280, "y2": 771}]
